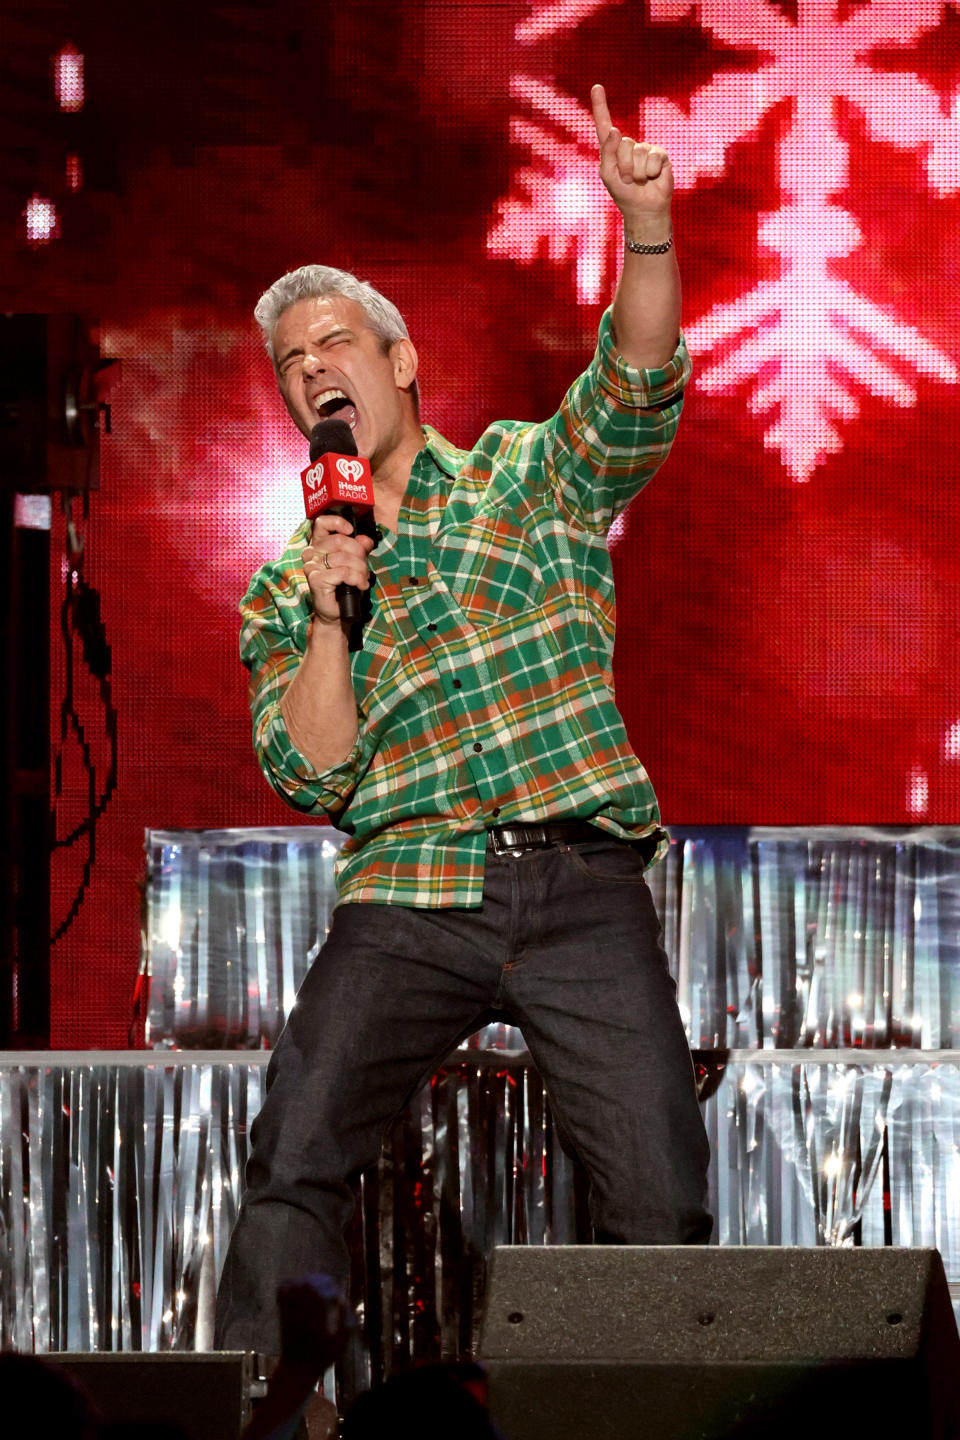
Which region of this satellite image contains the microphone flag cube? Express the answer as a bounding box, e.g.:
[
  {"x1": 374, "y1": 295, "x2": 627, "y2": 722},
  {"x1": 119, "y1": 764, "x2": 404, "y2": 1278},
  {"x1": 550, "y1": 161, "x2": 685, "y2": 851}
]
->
[{"x1": 300, "y1": 452, "x2": 375, "y2": 521}]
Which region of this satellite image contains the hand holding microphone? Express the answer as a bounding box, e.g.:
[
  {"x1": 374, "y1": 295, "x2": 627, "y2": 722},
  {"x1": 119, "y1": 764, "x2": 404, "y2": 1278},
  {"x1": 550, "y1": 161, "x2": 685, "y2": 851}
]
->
[
  {"x1": 302, "y1": 516, "x2": 374, "y2": 627},
  {"x1": 300, "y1": 418, "x2": 377, "y2": 631}
]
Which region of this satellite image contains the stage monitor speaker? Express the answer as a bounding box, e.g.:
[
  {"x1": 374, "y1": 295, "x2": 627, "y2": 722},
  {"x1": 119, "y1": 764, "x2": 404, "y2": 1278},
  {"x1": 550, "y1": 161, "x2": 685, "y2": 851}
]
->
[
  {"x1": 52, "y1": 1352, "x2": 252, "y2": 1440},
  {"x1": 479, "y1": 1246, "x2": 960, "y2": 1440}
]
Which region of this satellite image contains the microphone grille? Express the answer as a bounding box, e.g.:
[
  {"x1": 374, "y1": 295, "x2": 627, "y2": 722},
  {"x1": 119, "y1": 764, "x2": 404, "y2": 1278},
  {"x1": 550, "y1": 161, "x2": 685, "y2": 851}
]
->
[{"x1": 310, "y1": 418, "x2": 356, "y2": 461}]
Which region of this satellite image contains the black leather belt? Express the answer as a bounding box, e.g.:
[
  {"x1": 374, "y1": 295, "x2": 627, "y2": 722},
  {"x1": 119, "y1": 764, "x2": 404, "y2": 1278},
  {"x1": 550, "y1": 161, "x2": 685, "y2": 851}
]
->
[{"x1": 486, "y1": 820, "x2": 661, "y2": 862}]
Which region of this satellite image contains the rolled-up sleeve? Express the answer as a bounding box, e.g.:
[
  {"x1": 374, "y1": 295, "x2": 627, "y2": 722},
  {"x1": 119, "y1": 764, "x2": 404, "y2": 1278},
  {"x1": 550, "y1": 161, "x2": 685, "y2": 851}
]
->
[
  {"x1": 543, "y1": 307, "x2": 691, "y2": 533},
  {"x1": 239, "y1": 538, "x2": 363, "y2": 821}
]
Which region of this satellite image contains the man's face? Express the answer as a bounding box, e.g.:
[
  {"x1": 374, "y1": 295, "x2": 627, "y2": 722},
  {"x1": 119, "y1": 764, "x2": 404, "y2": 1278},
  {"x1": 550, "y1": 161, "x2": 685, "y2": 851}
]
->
[{"x1": 272, "y1": 294, "x2": 415, "y2": 465}]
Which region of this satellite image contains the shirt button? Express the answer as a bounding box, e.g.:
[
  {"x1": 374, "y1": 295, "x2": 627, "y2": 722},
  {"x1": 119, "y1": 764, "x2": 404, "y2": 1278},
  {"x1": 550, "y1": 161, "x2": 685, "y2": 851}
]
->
[
  {"x1": 452, "y1": 679, "x2": 462, "y2": 689},
  {"x1": 473, "y1": 742, "x2": 483, "y2": 753},
  {"x1": 407, "y1": 576, "x2": 420, "y2": 585},
  {"x1": 427, "y1": 623, "x2": 437, "y2": 631},
  {"x1": 492, "y1": 807, "x2": 501, "y2": 817}
]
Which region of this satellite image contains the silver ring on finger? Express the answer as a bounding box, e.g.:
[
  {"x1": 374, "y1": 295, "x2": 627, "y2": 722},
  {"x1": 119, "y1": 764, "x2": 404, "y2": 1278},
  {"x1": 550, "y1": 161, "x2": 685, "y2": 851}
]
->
[{"x1": 322, "y1": 551, "x2": 331, "y2": 570}]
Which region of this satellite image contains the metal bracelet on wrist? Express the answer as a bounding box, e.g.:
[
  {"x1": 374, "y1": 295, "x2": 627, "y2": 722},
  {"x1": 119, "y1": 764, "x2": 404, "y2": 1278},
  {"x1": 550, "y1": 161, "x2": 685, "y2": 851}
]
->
[{"x1": 625, "y1": 232, "x2": 673, "y2": 255}]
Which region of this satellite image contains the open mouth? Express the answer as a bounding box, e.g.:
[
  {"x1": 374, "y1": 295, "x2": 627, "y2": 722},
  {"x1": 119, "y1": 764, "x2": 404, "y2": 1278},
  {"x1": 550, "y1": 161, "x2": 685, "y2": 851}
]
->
[{"x1": 314, "y1": 388, "x2": 357, "y2": 428}]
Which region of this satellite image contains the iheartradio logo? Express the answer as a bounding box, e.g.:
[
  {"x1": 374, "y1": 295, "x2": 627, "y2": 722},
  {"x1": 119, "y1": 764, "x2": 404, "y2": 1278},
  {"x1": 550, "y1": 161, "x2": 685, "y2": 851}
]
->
[
  {"x1": 337, "y1": 478, "x2": 374, "y2": 502},
  {"x1": 336, "y1": 457, "x2": 365, "y2": 484},
  {"x1": 299, "y1": 448, "x2": 374, "y2": 520}
]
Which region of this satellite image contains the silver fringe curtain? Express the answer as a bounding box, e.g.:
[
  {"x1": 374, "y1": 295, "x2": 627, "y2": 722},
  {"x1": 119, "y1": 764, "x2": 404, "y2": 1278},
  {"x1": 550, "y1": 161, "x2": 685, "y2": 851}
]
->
[
  {"x1": 143, "y1": 826, "x2": 960, "y2": 1053},
  {"x1": 1, "y1": 1056, "x2": 958, "y2": 1364},
  {"x1": 3, "y1": 825, "x2": 958, "y2": 1369}
]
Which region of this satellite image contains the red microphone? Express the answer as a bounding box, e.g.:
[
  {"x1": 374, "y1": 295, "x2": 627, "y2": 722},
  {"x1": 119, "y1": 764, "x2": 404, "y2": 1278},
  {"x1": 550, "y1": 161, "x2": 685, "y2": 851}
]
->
[{"x1": 301, "y1": 418, "x2": 375, "y2": 626}]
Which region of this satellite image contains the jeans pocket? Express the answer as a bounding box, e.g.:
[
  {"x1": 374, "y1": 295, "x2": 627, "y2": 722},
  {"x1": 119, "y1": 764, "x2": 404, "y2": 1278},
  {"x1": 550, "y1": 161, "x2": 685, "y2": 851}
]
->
[{"x1": 565, "y1": 840, "x2": 649, "y2": 884}]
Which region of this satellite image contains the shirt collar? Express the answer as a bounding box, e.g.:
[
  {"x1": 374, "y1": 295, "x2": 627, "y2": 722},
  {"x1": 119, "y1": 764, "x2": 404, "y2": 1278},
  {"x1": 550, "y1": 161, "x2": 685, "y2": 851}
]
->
[{"x1": 419, "y1": 423, "x2": 466, "y2": 479}]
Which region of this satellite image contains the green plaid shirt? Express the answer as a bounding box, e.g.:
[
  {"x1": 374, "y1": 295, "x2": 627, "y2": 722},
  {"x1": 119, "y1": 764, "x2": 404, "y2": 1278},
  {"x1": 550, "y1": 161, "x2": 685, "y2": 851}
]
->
[{"x1": 240, "y1": 309, "x2": 689, "y2": 906}]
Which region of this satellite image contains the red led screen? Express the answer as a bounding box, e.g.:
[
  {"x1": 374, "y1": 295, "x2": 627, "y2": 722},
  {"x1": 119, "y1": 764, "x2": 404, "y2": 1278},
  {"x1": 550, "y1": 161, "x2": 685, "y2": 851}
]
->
[{"x1": 3, "y1": 2, "x2": 960, "y2": 1045}]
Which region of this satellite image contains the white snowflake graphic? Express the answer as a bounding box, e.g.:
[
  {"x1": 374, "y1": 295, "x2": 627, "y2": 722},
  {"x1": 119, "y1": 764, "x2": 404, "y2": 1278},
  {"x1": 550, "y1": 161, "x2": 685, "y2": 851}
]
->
[{"x1": 489, "y1": 0, "x2": 960, "y2": 480}]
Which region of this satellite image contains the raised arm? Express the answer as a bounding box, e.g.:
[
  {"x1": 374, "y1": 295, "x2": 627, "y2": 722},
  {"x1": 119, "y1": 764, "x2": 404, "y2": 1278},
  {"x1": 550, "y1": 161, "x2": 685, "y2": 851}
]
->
[{"x1": 591, "y1": 83, "x2": 681, "y2": 372}]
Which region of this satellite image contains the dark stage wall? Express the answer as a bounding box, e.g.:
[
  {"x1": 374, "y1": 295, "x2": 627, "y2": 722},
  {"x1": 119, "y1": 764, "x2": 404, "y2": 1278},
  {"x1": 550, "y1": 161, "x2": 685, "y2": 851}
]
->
[{"x1": 3, "y1": 1, "x2": 960, "y2": 1045}]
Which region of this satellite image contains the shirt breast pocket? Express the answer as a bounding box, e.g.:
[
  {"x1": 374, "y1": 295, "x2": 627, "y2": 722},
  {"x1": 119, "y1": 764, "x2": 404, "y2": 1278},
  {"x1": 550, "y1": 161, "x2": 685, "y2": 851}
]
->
[{"x1": 436, "y1": 512, "x2": 547, "y2": 627}]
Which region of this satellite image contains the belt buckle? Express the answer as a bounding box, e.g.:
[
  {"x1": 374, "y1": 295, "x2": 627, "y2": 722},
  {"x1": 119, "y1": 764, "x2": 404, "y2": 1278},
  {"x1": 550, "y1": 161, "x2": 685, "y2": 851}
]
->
[{"x1": 488, "y1": 824, "x2": 552, "y2": 857}]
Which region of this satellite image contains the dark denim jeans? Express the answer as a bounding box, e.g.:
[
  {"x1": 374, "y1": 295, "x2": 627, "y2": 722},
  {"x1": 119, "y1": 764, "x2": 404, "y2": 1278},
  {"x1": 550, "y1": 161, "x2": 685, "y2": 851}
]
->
[{"x1": 214, "y1": 839, "x2": 713, "y2": 1352}]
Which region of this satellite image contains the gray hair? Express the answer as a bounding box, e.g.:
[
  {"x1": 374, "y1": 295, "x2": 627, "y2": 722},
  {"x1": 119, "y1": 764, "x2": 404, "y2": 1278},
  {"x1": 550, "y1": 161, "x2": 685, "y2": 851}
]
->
[{"x1": 254, "y1": 264, "x2": 411, "y2": 367}]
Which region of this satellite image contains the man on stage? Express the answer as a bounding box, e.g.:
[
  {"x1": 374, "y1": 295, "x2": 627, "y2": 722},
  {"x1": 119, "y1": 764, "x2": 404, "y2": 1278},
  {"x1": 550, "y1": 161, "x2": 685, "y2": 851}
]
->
[{"x1": 216, "y1": 84, "x2": 712, "y2": 1356}]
